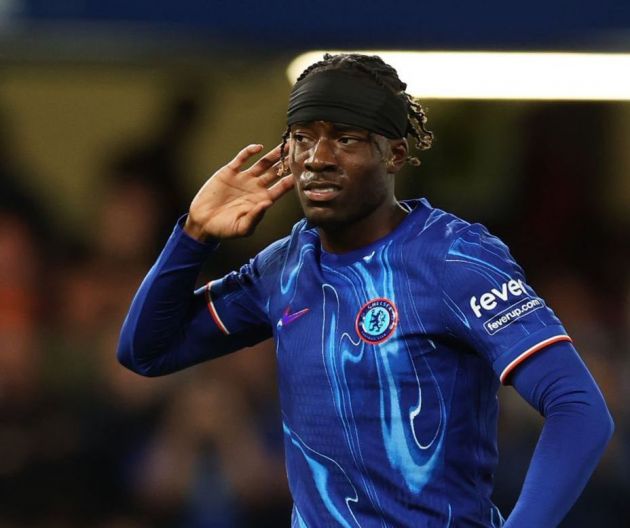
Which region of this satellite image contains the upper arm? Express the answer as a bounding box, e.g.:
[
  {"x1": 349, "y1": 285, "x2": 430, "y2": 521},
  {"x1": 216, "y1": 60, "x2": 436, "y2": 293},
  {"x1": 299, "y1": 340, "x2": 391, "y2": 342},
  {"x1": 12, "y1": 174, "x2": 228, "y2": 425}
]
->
[
  {"x1": 117, "y1": 221, "x2": 276, "y2": 376},
  {"x1": 194, "y1": 257, "x2": 273, "y2": 343},
  {"x1": 510, "y1": 340, "x2": 611, "y2": 419},
  {"x1": 441, "y1": 225, "x2": 571, "y2": 384}
]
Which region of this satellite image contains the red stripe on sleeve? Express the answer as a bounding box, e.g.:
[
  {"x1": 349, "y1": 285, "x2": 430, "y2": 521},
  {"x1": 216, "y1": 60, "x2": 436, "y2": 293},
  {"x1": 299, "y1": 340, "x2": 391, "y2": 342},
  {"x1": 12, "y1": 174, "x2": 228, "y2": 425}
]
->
[
  {"x1": 204, "y1": 281, "x2": 230, "y2": 335},
  {"x1": 500, "y1": 335, "x2": 572, "y2": 385}
]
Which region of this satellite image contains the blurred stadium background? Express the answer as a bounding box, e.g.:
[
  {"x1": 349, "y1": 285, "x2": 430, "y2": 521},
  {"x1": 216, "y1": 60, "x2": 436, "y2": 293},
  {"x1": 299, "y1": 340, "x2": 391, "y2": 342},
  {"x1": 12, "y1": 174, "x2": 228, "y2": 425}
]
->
[{"x1": 0, "y1": 1, "x2": 628, "y2": 526}]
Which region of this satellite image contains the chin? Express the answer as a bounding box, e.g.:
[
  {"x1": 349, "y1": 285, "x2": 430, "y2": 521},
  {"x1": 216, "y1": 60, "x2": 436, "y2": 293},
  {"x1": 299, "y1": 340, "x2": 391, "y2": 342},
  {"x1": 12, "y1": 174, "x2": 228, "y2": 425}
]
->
[{"x1": 303, "y1": 206, "x2": 343, "y2": 229}]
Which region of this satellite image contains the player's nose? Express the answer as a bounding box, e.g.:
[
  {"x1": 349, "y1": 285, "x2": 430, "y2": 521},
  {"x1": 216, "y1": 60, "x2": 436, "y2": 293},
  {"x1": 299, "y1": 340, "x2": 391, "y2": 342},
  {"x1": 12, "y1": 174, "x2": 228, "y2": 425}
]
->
[{"x1": 304, "y1": 138, "x2": 337, "y2": 173}]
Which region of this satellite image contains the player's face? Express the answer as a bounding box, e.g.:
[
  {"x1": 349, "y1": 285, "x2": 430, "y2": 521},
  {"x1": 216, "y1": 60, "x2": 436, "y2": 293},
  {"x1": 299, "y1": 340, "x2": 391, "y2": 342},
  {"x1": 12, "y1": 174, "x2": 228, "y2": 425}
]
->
[{"x1": 288, "y1": 121, "x2": 405, "y2": 231}]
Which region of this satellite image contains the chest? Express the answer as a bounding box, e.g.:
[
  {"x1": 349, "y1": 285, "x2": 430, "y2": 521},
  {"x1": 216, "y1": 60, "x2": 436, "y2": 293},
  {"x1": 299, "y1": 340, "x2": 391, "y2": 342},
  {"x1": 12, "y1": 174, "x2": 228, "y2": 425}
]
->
[{"x1": 269, "y1": 250, "x2": 443, "y2": 390}]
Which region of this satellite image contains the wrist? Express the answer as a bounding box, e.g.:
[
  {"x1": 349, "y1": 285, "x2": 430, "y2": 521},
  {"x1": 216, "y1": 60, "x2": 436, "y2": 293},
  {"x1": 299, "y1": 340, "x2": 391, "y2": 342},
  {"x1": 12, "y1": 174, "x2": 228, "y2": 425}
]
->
[{"x1": 183, "y1": 215, "x2": 210, "y2": 243}]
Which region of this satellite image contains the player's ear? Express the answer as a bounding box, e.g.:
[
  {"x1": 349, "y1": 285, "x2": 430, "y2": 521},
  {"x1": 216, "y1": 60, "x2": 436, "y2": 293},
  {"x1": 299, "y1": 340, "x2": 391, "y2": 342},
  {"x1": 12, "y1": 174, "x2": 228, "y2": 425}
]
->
[{"x1": 386, "y1": 138, "x2": 408, "y2": 173}]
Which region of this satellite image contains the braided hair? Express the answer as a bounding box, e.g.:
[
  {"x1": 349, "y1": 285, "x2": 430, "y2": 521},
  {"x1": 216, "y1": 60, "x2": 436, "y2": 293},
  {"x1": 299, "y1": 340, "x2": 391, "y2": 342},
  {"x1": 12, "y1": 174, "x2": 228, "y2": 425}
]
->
[{"x1": 280, "y1": 53, "x2": 433, "y2": 173}]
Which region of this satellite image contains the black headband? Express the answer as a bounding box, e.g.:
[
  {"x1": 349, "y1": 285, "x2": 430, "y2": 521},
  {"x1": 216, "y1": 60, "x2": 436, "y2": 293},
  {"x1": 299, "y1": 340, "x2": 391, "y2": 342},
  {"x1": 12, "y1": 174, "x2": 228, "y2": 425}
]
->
[{"x1": 287, "y1": 69, "x2": 409, "y2": 139}]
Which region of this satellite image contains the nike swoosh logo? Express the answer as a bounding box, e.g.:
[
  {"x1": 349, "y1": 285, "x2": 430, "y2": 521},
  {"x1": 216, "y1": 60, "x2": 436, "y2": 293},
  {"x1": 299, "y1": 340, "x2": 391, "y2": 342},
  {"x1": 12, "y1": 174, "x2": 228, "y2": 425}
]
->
[{"x1": 279, "y1": 306, "x2": 310, "y2": 327}]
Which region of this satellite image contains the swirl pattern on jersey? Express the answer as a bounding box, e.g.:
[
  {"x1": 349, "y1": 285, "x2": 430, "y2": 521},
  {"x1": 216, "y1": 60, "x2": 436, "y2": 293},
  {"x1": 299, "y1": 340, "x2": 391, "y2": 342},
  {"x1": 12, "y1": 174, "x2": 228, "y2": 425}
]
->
[{"x1": 279, "y1": 234, "x2": 448, "y2": 526}]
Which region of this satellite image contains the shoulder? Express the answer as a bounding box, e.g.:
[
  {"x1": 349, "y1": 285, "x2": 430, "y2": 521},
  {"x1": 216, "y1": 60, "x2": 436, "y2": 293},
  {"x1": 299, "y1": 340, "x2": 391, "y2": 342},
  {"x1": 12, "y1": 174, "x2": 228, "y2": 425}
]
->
[
  {"x1": 413, "y1": 199, "x2": 511, "y2": 257},
  {"x1": 402, "y1": 198, "x2": 490, "y2": 258},
  {"x1": 444, "y1": 222, "x2": 517, "y2": 271},
  {"x1": 439, "y1": 214, "x2": 528, "y2": 306},
  {"x1": 401, "y1": 200, "x2": 521, "y2": 289},
  {"x1": 251, "y1": 218, "x2": 313, "y2": 274}
]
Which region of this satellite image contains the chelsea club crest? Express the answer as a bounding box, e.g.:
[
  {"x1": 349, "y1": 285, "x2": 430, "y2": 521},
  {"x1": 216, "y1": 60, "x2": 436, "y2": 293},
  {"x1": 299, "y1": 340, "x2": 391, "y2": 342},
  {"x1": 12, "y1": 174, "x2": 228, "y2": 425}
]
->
[{"x1": 355, "y1": 298, "x2": 398, "y2": 344}]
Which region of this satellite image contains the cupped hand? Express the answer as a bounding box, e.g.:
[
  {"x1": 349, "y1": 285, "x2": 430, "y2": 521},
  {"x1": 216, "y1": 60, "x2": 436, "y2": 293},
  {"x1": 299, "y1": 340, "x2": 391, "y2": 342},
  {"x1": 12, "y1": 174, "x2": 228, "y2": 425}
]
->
[{"x1": 184, "y1": 144, "x2": 294, "y2": 241}]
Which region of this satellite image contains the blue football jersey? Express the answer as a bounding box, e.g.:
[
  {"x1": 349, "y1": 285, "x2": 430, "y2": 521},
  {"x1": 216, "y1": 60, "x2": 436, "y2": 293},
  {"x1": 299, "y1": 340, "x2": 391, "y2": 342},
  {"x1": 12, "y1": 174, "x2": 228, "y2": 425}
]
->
[{"x1": 201, "y1": 198, "x2": 571, "y2": 527}]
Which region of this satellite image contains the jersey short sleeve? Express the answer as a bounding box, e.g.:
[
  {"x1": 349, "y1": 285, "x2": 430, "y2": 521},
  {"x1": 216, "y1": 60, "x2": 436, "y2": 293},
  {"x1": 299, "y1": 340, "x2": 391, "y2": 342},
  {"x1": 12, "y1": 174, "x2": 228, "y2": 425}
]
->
[
  {"x1": 196, "y1": 252, "x2": 274, "y2": 347},
  {"x1": 440, "y1": 224, "x2": 571, "y2": 384}
]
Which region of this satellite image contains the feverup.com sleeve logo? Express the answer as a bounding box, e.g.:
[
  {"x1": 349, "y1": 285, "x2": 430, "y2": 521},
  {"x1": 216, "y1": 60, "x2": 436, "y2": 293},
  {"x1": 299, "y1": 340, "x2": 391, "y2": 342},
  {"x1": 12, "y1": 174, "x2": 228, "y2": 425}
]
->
[
  {"x1": 469, "y1": 278, "x2": 527, "y2": 318},
  {"x1": 468, "y1": 278, "x2": 545, "y2": 334}
]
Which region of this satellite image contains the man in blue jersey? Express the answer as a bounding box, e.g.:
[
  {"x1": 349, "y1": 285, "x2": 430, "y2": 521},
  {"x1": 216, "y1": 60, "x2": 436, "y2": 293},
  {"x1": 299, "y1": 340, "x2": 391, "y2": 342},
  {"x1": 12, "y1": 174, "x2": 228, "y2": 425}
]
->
[{"x1": 118, "y1": 53, "x2": 614, "y2": 527}]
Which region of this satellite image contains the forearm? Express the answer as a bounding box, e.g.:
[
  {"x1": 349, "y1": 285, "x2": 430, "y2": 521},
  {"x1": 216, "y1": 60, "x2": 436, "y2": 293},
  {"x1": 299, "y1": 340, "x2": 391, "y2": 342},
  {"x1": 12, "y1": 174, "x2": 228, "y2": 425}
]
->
[
  {"x1": 504, "y1": 343, "x2": 614, "y2": 527},
  {"x1": 117, "y1": 219, "x2": 232, "y2": 376}
]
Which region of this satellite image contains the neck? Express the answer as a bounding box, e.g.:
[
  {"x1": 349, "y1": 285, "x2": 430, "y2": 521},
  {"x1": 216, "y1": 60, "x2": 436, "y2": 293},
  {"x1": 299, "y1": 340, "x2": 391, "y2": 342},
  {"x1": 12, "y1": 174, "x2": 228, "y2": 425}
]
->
[{"x1": 318, "y1": 199, "x2": 408, "y2": 254}]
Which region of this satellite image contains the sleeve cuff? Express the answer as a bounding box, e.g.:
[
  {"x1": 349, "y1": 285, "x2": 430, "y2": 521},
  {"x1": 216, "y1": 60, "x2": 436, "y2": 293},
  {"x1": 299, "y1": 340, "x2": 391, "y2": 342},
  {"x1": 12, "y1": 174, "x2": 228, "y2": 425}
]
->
[
  {"x1": 198, "y1": 280, "x2": 231, "y2": 335},
  {"x1": 174, "y1": 215, "x2": 221, "y2": 252},
  {"x1": 492, "y1": 325, "x2": 572, "y2": 385}
]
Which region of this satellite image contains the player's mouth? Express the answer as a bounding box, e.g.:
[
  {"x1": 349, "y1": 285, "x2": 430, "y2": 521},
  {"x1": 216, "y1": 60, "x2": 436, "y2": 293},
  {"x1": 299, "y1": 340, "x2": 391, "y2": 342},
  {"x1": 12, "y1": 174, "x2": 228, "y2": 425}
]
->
[{"x1": 301, "y1": 180, "x2": 342, "y2": 202}]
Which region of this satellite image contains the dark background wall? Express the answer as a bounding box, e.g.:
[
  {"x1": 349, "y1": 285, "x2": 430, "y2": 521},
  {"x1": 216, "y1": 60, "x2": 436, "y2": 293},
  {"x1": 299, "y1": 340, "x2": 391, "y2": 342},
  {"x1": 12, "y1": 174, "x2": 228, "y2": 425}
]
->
[{"x1": 15, "y1": 0, "x2": 630, "y2": 50}]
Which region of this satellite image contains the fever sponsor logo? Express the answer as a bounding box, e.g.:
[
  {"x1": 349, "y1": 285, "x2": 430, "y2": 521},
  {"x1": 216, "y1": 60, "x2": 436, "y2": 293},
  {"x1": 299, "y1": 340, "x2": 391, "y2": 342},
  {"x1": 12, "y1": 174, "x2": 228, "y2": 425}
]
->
[{"x1": 469, "y1": 278, "x2": 527, "y2": 318}]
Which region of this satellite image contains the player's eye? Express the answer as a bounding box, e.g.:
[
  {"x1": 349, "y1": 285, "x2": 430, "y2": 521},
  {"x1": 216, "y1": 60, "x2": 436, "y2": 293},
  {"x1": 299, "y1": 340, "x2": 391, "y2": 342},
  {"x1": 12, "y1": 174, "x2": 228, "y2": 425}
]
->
[
  {"x1": 292, "y1": 133, "x2": 308, "y2": 143},
  {"x1": 338, "y1": 136, "x2": 360, "y2": 145}
]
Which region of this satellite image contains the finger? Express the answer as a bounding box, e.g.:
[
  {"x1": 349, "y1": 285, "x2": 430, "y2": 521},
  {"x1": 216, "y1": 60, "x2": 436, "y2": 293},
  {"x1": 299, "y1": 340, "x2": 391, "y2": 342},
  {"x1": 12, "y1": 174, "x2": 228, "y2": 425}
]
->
[
  {"x1": 237, "y1": 200, "x2": 272, "y2": 236},
  {"x1": 248, "y1": 144, "x2": 283, "y2": 177},
  {"x1": 266, "y1": 174, "x2": 295, "y2": 202},
  {"x1": 226, "y1": 144, "x2": 263, "y2": 172},
  {"x1": 258, "y1": 160, "x2": 284, "y2": 187}
]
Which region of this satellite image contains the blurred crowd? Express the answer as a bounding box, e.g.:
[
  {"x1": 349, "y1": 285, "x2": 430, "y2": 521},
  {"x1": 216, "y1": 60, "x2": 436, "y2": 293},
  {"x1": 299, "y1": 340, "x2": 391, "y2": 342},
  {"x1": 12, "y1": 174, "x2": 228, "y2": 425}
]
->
[
  {"x1": 0, "y1": 94, "x2": 291, "y2": 528},
  {"x1": 0, "y1": 94, "x2": 628, "y2": 527}
]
